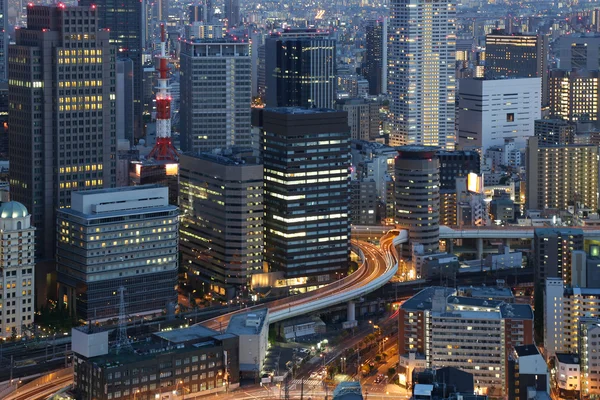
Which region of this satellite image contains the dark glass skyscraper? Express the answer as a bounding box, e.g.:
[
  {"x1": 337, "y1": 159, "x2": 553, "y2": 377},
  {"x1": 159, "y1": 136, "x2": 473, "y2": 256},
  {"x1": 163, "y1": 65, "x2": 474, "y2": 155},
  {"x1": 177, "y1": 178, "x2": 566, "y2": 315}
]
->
[
  {"x1": 362, "y1": 19, "x2": 386, "y2": 95},
  {"x1": 265, "y1": 29, "x2": 336, "y2": 109},
  {"x1": 80, "y1": 0, "x2": 145, "y2": 142},
  {"x1": 485, "y1": 29, "x2": 549, "y2": 104},
  {"x1": 224, "y1": 0, "x2": 239, "y2": 27},
  {"x1": 260, "y1": 108, "x2": 350, "y2": 280}
]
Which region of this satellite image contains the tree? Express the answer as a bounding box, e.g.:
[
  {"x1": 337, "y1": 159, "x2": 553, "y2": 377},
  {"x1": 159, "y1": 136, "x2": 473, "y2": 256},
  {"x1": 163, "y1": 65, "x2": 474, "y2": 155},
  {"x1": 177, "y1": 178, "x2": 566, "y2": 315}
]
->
[{"x1": 387, "y1": 367, "x2": 396, "y2": 379}]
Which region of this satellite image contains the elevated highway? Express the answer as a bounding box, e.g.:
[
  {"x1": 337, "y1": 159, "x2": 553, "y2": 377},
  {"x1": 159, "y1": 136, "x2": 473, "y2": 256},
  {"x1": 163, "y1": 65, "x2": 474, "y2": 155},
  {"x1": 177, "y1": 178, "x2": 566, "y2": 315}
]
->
[{"x1": 201, "y1": 231, "x2": 405, "y2": 331}]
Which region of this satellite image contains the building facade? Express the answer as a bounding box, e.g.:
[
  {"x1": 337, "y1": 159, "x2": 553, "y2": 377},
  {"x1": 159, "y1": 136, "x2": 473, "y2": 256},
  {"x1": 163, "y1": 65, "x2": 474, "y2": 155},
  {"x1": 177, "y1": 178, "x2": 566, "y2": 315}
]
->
[
  {"x1": 335, "y1": 98, "x2": 379, "y2": 141},
  {"x1": 362, "y1": 19, "x2": 387, "y2": 95},
  {"x1": 261, "y1": 108, "x2": 350, "y2": 280},
  {"x1": 457, "y1": 78, "x2": 541, "y2": 152},
  {"x1": 399, "y1": 287, "x2": 534, "y2": 396},
  {"x1": 350, "y1": 180, "x2": 377, "y2": 225},
  {"x1": 558, "y1": 34, "x2": 600, "y2": 71},
  {"x1": 525, "y1": 137, "x2": 598, "y2": 211},
  {"x1": 0, "y1": 202, "x2": 35, "y2": 338},
  {"x1": 265, "y1": 29, "x2": 336, "y2": 109},
  {"x1": 179, "y1": 150, "x2": 263, "y2": 300},
  {"x1": 56, "y1": 185, "x2": 178, "y2": 321},
  {"x1": 72, "y1": 325, "x2": 239, "y2": 400},
  {"x1": 180, "y1": 39, "x2": 251, "y2": 153},
  {"x1": 534, "y1": 119, "x2": 575, "y2": 145},
  {"x1": 388, "y1": 0, "x2": 456, "y2": 149},
  {"x1": 534, "y1": 229, "x2": 584, "y2": 286},
  {"x1": 79, "y1": 0, "x2": 144, "y2": 141},
  {"x1": 9, "y1": 5, "x2": 116, "y2": 262},
  {"x1": 549, "y1": 69, "x2": 600, "y2": 123},
  {"x1": 394, "y1": 146, "x2": 440, "y2": 257},
  {"x1": 544, "y1": 278, "x2": 600, "y2": 358},
  {"x1": 484, "y1": 30, "x2": 548, "y2": 104}
]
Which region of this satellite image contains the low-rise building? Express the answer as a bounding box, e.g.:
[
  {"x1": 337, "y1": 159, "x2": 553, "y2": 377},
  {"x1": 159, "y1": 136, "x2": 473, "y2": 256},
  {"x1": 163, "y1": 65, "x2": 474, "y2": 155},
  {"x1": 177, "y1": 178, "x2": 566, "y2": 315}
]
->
[
  {"x1": 72, "y1": 325, "x2": 240, "y2": 400},
  {"x1": 506, "y1": 345, "x2": 550, "y2": 400},
  {"x1": 226, "y1": 309, "x2": 268, "y2": 378},
  {"x1": 555, "y1": 353, "x2": 581, "y2": 398},
  {"x1": 484, "y1": 246, "x2": 522, "y2": 271}
]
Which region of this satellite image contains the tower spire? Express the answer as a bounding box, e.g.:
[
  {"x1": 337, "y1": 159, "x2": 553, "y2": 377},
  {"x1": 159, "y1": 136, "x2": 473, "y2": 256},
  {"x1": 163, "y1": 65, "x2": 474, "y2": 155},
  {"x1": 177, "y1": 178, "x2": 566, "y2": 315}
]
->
[{"x1": 148, "y1": 23, "x2": 178, "y2": 161}]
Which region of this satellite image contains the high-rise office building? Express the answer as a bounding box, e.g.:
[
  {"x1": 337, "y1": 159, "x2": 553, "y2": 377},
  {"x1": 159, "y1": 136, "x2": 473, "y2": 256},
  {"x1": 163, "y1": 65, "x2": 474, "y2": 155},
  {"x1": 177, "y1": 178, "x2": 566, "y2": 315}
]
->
[
  {"x1": 265, "y1": 29, "x2": 336, "y2": 109},
  {"x1": 224, "y1": 0, "x2": 239, "y2": 27},
  {"x1": 534, "y1": 119, "x2": 575, "y2": 145},
  {"x1": 0, "y1": 202, "x2": 35, "y2": 339},
  {"x1": 485, "y1": 30, "x2": 549, "y2": 104},
  {"x1": 388, "y1": 0, "x2": 456, "y2": 149},
  {"x1": 9, "y1": 5, "x2": 116, "y2": 262},
  {"x1": 260, "y1": 108, "x2": 350, "y2": 280},
  {"x1": 558, "y1": 34, "x2": 600, "y2": 71},
  {"x1": 526, "y1": 137, "x2": 598, "y2": 211},
  {"x1": 549, "y1": 69, "x2": 600, "y2": 123},
  {"x1": 362, "y1": 19, "x2": 387, "y2": 95},
  {"x1": 394, "y1": 146, "x2": 440, "y2": 257},
  {"x1": 534, "y1": 229, "x2": 584, "y2": 285},
  {"x1": 180, "y1": 39, "x2": 251, "y2": 153},
  {"x1": 179, "y1": 150, "x2": 263, "y2": 300},
  {"x1": 80, "y1": 0, "x2": 145, "y2": 142},
  {"x1": 56, "y1": 185, "x2": 179, "y2": 321},
  {"x1": 457, "y1": 77, "x2": 541, "y2": 152}
]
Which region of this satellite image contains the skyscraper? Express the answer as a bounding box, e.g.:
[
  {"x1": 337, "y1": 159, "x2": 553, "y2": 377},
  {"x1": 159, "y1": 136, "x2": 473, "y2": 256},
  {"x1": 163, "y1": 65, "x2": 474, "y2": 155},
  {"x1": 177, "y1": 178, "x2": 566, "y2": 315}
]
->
[
  {"x1": 265, "y1": 29, "x2": 336, "y2": 109},
  {"x1": 558, "y1": 34, "x2": 600, "y2": 71},
  {"x1": 56, "y1": 185, "x2": 179, "y2": 320},
  {"x1": 388, "y1": 0, "x2": 456, "y2": 149},
  {"x1": 534, "y1": 119, "x2": 575, "y2": 146},
  {"x1": 260, "y1": 108, "x2": 350, "y2": 280},
  {"x1": 394, "y1": 146, "x2": 440, "y2": 258},
  {"x1": 180, "y1": 39, "x2": 251, "y2": 153},
  {"x1": 362, "y1": 19, "x2": 387, "y2": 95},
  {"x1": 9, "y1": 4, "x2": 116, "y2": 261},
  {"x1": 485, "y1": 30, "x2": 549, "y2": 104},
  {"x1": 179, "y1": 150, "x2": 263, "y2": 300},
  {"x1": 224, "y1": 0, "x2": 239, "y2": 27},
  {"x1": 80, "y1": 0, "x2": 145, "y2": 142}
]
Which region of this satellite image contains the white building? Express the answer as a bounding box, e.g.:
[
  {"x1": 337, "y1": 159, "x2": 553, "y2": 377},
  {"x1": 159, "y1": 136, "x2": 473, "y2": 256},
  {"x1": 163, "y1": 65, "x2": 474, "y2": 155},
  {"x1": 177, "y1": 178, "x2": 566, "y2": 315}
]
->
[
  {"x1": 0, "y1": 202, "x2": 35, "y2": 338},
  {"x1": 388, "y1": 0, "x2": 456, "y2": 149},
  {"x1": 555, "y1": 353, "x2": 581, "y2": 393},
  {"x1": 485, "y1": 246, "x2": 523, "y2": 270},
  {"x1": 457, "y1": 77, "x2": 541, "y2": 152},
  {"x1": 56, "y1": 185, "x2": 179, "y2": 321},
  {"x1": 226, "y1": 309, "x2": 268, "y2": 376},
  {"x1": 544, "y1": 278, "x2": 600, "y2": 357}
]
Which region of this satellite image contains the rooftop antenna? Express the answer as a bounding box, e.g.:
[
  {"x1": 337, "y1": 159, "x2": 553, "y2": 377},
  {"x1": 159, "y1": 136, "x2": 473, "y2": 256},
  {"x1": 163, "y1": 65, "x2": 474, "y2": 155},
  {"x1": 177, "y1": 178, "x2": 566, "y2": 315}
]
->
[{"x1": 115, "y1": 286, "x2": 133, "y2": 354}]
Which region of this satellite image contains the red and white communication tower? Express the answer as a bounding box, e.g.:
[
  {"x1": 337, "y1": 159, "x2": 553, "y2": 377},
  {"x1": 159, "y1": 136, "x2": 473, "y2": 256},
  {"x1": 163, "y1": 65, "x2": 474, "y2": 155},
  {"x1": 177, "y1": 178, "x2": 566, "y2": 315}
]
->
[{"x1": 148, "y1": 23, "x2": 178, "y2": 161}]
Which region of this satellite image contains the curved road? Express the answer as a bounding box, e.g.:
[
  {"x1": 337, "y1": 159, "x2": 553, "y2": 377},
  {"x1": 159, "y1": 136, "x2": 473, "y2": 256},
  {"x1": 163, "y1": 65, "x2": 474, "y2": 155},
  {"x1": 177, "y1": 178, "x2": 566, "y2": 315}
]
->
[{"x1": 201, "y1": 233, "x2": 399, "y2": 331}]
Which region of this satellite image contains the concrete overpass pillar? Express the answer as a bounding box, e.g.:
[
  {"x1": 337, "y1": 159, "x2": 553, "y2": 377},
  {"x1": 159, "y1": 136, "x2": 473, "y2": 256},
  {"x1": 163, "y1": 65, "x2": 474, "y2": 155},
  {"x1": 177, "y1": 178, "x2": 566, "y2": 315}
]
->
[
  {"x1": 476, "y1": 238, "x2": 484, "y2": 260},
  {"x1": 347, "y1": 301, "x2": 356, "y2": 322},
  {"x1": 448, "y1": 239, "x2": 454, "y2": 254}
]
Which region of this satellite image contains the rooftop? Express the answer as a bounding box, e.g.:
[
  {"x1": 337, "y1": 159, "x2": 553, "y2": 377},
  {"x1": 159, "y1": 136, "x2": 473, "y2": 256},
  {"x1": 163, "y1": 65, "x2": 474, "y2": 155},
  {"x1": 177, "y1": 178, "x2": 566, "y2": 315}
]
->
[
  {"x1": 71, "y1": 184, "x2": 166, "y2": 196},
  {"x1": 555, "y1": 353, "x2": 580, "y2": 365},
  {"x1": 153, "y1": 325, "x2": 219, "y2": 344},
  {"x1": 0, "y1": 201, "x2": 28, "y2": 219},
  {"x1": 181, "y1": 148, "x2": 260, "y2": 166},
  {"x1": 514, "y1": 344, "x2": 541, "y2": 358},
  {"x1": 401, "y1": 287, "x2": 455, "y2": 311},
  {"x1": 264, "y1": 107, "x2": 339, "y2": 115},
  {"x1": 226, "y1": 309, "x2": 268, "y2": 335},
  {"x1": 457, "y1": 285, "x2": 514, "y2": 300}
]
